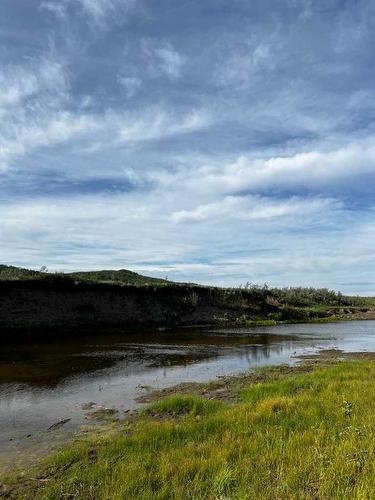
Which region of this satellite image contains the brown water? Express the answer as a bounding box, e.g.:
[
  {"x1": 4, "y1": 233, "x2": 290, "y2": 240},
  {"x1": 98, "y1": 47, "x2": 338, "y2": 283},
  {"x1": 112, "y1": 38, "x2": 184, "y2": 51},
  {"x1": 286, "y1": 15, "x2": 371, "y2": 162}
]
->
[{"x1": 1, "y1": 321, "x2": 375, "y2": 470}]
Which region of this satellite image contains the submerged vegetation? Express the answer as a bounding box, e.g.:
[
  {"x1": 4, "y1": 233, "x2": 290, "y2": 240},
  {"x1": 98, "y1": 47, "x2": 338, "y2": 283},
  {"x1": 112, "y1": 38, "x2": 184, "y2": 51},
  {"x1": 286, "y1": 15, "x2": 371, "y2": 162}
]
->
[{"x1": 5, "y1": 360, "x2": 375, "y2": 499}]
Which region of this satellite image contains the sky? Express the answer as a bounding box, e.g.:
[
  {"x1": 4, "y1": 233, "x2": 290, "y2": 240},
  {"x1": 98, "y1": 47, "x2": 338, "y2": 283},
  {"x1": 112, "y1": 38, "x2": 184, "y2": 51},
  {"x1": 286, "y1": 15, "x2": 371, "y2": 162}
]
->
[{"x1": 0, "y1": 0, "x2": 374, "y2": 294}]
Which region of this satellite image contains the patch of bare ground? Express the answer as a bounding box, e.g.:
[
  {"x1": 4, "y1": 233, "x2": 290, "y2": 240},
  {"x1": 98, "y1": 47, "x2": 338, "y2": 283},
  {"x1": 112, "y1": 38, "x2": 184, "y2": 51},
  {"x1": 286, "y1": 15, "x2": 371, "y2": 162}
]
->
[
  {"x1": 137, "y1": 349, "x2": 375, "y2": 408},
  {"x1": 298, "y1": 349, "x2": 375, "y2": 362},
  {"x1": 137, "y1": 364, "x2": 316, "y2": 407},
  {"x1": 84, "y1": 407, "x2": 119, "y2": 422}
]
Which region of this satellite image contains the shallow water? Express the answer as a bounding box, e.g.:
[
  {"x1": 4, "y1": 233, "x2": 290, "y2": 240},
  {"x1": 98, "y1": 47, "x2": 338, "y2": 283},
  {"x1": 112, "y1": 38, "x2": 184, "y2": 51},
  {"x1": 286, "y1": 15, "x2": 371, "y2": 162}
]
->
[{"x1": 1, "y1": 320, "x2": 375, "y2": 466}]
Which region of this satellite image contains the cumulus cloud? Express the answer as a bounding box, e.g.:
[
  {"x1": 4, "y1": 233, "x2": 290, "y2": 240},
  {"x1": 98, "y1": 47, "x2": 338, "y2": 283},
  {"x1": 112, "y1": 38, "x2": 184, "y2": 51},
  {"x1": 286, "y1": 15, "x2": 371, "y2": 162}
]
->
[
  {"x1": 152, "y1": 139, "x2": 375, "y2": 197},
  {"x1": 213, "y1": 142, "x2": 375, "y2": 192}
]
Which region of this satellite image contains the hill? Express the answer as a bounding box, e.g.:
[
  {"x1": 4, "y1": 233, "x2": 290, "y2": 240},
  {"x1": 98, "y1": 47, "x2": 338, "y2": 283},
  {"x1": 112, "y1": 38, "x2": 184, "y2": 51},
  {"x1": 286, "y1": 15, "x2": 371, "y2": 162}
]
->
[
  {"x1": 0, "y1": 265, "x2": 168, "y2": 286},
  {"x1": 66, "y1": 269, "x2": 168, "y2": 286}
]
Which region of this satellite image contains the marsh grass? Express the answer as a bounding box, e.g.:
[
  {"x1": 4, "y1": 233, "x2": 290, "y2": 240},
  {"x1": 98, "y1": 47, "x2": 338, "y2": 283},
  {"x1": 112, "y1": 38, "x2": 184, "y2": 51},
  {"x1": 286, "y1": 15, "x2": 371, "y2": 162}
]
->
[
  {"x1": 143, "y1": 395, "x2": 223, "y2": 418},
  {"x1": 6, "y1": 361, "x2": 375, "y2": 499}
]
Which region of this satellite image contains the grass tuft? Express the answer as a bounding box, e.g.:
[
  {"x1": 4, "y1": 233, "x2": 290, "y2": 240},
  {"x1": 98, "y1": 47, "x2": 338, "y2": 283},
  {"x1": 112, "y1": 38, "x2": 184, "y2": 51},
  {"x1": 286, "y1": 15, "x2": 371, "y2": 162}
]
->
[{"x1": 144, "y1": 395, "x2": 223, "y2": 418}]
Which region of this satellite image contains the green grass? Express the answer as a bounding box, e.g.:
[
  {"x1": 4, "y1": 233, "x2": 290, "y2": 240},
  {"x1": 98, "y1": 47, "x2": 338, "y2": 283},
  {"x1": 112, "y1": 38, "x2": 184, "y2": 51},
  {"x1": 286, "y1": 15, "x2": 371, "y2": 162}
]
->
[
  {"x1": 66, "y1": 269, "x2": 168, "y2": 286},
  {"x1": 0, "y1": 265, "x2": 168, "y2": 286},
  {"x1": 7, "y1": 360, "x2": 375, "y2": 499},
  {"x1": 143, "y1": 395, "x2": 223, "y2": 418}
]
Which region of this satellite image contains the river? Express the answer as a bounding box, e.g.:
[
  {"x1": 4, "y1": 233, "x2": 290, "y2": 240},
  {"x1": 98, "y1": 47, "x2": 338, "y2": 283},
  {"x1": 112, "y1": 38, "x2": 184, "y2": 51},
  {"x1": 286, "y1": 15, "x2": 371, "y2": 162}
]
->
[{"x1": 1, "y1": 320, "x2": 375, "y2": 470}]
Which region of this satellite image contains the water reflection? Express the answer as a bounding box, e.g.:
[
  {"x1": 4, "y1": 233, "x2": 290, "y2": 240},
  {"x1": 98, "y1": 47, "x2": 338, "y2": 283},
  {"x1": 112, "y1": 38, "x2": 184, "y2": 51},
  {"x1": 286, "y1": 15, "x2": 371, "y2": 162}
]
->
[
  {"x1": 0, "y1": 330, "x2": 307, "y2": 387},
  {"x1": 0, "y1": 321, "x2": 375, "y2": 456}
]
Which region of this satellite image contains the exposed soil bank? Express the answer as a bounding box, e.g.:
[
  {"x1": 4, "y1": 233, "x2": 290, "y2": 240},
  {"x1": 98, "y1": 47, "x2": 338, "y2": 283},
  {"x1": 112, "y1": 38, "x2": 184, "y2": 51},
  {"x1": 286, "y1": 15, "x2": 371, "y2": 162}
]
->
[
  {"x1": 1, "y1": 279, "x2": 374, "y2": 338},
  {"x1": 0, "y1": 280, "x2": 240, "y2": 337}
]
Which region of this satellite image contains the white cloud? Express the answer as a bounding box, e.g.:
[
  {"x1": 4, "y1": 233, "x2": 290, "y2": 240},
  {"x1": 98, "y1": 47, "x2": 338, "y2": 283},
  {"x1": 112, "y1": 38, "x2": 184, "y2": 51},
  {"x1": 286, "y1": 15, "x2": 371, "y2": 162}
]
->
[
  {"x1": 216, "y1": 38, "x2": 278, "y2": 87},
  {"x1": 40, "y1": 0, "x2": 138, "y2": 26},
  {"x1": 40, "y1": 1, "x2": 68, "y2": 19},
  {"x1": 0, "y1": 193, "x2": 194, "y2": 269},
  {"x1": 78, "y1": 0, "x2": 118, "y2": 23},
  {"x1": 154, "y1": 43, "x2": 185, "y2": 79},
  {"x1": 0, "y1": 112, "x2": 100, "y2": 169},
  {"x1": 143, "y1": 40, "x2": 185, "y2": 79},
  {"x1": 1, "y1": 190, "x2": 373, "y2": 293},
  {"x1": 214, "y1": 142, "x2": 375, "y2": 192},
  {"x1": 78, "y1": 0, "x2": 139, "y2": 27},
  {"x1": 171, "y1": 195, "x2": 339, "y2": 223},
  {"x1": 3, "y1": 0, "x2": 375, "y2": 295},
  {"x1": 115, "y1": 108, "x2": 211, "y2": 143},
  {"x1": 0, "y1": 57, "x2": 72, "y2": 170},
  {"x1": 0, "y1": 100, "x2": 211, "y2": 172},
  {"x1": 0, "y1": 57, "x2": 67, "y2": 109},
  {"x1": 0, "y1": 49, "x2": 210, "y2": 171},
  {"x1": 153, "y1": 139, "x2": 375, "y2": 196},
  {"x1": 0, "y1": 70, "x2": 38, "y2": 108}
]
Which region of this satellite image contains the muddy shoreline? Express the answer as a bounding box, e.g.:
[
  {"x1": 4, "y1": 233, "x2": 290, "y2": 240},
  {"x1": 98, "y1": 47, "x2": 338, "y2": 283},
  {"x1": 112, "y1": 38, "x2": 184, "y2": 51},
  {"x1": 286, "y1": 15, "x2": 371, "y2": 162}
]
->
[
  {"x1": 137, "y1": 349, "x2": 375, "y2": 405},
  {"x1": 2, "y1": 347, "x2": 375, "y2": 479}
]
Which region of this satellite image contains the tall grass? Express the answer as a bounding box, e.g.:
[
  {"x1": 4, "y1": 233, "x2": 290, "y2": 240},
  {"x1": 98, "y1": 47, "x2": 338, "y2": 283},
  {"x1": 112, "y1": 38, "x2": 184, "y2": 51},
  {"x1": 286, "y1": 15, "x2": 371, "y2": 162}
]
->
[{"x1": 8, "y1": 361, "x2": 375, "y2": 499}]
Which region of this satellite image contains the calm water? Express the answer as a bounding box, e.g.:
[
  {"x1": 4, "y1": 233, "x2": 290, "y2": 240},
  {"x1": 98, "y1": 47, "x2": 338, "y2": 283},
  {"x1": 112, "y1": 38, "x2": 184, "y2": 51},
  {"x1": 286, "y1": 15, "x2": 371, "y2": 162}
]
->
[{"x1": 1, "y1": 320, "x2": 375, "y2": 464}]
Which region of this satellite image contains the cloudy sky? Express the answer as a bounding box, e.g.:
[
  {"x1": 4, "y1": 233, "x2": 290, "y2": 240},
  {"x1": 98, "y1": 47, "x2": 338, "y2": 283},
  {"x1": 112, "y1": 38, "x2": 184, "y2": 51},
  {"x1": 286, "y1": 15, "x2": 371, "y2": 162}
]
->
[{"x1": 0, "y1": 0, "x2": 374, "y2": 293}]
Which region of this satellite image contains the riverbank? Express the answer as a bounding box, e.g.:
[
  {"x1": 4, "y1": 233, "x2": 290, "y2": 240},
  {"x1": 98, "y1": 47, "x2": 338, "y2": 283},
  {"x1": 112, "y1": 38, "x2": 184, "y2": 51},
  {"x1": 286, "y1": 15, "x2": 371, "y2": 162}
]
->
[
  {"x1": 1, "y1": 270, "x2": 374, "y2": 337},
  {"x1": 3, "y1": 352, "x2": 375, "y2": 499}
]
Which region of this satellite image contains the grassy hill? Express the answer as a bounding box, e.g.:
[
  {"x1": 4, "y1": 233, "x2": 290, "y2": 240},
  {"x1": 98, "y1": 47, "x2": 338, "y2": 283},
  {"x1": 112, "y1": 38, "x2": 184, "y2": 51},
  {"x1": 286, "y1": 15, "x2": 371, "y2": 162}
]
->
[
  {"x1": 0, "y1": 265, "x2": 44, "y2": 281},
  {"x1": 0, "y1": 265, "x2": 168, "y2": 286},
  {"x1": 67, "y1": 269, "x2": 168, "y2": 286}
]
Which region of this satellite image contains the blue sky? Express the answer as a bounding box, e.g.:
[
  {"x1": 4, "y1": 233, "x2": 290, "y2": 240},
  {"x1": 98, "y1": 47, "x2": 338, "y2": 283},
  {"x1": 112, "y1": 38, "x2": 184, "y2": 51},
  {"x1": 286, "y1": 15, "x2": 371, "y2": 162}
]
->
[{"x1": 0, "y1": 0, "x2": 374, "y2": 294}]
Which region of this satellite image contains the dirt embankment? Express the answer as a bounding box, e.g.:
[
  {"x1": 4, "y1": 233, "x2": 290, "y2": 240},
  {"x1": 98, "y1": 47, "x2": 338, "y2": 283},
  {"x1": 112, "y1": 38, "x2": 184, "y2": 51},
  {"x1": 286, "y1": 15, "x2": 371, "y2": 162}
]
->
[
  {"x1": 1, "y1": 279, "x2": 374, "y2": 337},
  {"x1": 0, "y1": 280, "x2": 269, "y2": 335}
]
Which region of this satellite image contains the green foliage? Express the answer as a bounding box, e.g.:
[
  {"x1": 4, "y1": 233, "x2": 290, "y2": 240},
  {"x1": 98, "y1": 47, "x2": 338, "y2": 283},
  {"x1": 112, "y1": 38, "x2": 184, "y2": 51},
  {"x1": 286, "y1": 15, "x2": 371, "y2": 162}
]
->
[
  {"x1": 342, "y1": 400, "x2": 353, "y2": 418},
  {"x1": 0, "y1": 265, "x2": 167, "y2": 286},
  {"x1": 66, "y1": 269, "x2": 167, "y2": 285},
  {"x1": 238, "y1": 283, "x2": 365, "y2": 307},
  {"x1": 145, "y1": 395, "x2": 223, "y2": 417},
  {"x1": 8, "y1": 361, "x2": 375, "y2": 499},
  {"x1": 0, "y1": 265, "x2": 44, "y2": 280}
]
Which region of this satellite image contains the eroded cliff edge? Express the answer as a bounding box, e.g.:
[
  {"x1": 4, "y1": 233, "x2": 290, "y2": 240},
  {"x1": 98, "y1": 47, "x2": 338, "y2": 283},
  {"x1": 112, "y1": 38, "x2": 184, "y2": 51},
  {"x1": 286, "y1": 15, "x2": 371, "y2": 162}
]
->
[{"x1": 1, "y1": 278, "x2": 374, "y2": 337}]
